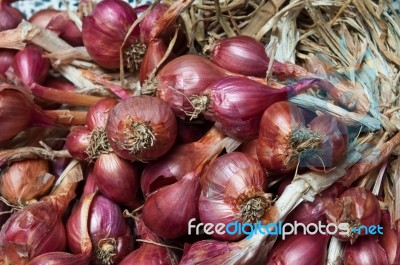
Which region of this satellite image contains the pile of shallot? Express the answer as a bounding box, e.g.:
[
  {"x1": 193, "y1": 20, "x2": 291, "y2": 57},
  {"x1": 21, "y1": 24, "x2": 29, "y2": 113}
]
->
[{"x1": 0, "y1": 0, "x2": 398, "y2": 265}]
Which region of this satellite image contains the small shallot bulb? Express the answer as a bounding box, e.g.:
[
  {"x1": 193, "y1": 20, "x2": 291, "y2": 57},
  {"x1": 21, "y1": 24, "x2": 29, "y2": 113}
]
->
[
  {"x1": 0, "y1": 159, "x2": 54, "y2": 206},
  {"x1": 266, "y1": 233, "x2": 330, "y2": 265},
  {"x1": 65, "y1": 126, "x2": 91, "y2": 161},
  {"x1": 0, "y1": 0, "x2": 24, "y2": 31},
  {"x1": 198, "y1": 77, "x2": 320, "y2": 140},
  {"x1": 0, "y1": 49, "x2": 15, "y2": 74},
  {"x1": 145, "y1": 55, "x2": 227, "y2": 117},
  {"x1": 93, "y1": 153, "x2": 140, "y2": 209},
  {"x1": 46, "y1": 12, "x2": 83, "y2": 46},
  {"x1": 208, "y1": 35, "x2": 308, "y2": 79},
  {"x1": 28, "y1": 9, "x2": 60, "y2": 28},
  {"x1": 344, "y1": 236, "x2": 388, "y2": 265},
  {"x1": 12, "y1": 46, "x2": 50, "y2": 86},
  {"x1": 199, "y1": 152, "x2": 270, "y2": 241},
  {"x1": 82, "y1": 0, "x2": 141, "y2": 70},
  {"x1": 66, "y1": 194, "x2": 134, "y2": 265},
  {"x1": 142, "y1": 171, "x2": 201, "y2": 239},
  {"x1": 0, "y1": 200, "x2": 67, "y2": 264},
  {"x1": 0, "y1": 88, "x2": 54, "y2": 146},
  {"x1": 86, "y1": 98, "x2": 118, "y2": 131},
  {"x1": 141, "y1": 126, "x2": 224, "y2": 197},
  {"x1": 257, "y1": 102, "x2": 348, "y2": 174},
  {"x1": 106, "y1": 95, "x2": 177, "y2": 162},
  {"x1": 208, "y1": 35, "x2": 270, "y2": 77},
  {"x1": 325, "y1": 187, "x2": 381, "y2": 243}
]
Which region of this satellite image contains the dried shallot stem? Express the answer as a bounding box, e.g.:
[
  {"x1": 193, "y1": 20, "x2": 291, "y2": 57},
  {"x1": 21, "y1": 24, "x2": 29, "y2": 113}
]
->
[
  {"x1": 0, "y1": 147, "x2": 71, "y2": 167},
  {"x1": 340, "y1": 131, "x2": 400, "y2": 187},
  {"x1": 45, "y1": 110, "x2": 87, "y2": 126},
  {"x1": 327, "y1": 236, "x2": 344, "y2": 265}
]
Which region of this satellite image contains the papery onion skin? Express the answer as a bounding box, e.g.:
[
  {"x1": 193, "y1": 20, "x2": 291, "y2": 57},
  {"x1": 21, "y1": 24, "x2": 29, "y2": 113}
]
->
[
  {"x1": 199, "y1": 152, "x2": 267, "y2": 241},
  {"x1": 239, "y1": 139, "x2": 258, "y2": 159},
  {"x1": 28, "y1": 9, "x2": 60, "y2": 28},
  {"x1": 140, "y1": 127, "x2": 224, "y2": 197},
  {"x1": 0, "y1": 49, "x2": 15, "y2": 74},
  {"x1": 0, "y1": 200, "x2": 67, "y2": 263},
  {"x1": 82, "y1": 0, "x2": 140, "y2": 69},
  {"x1": 82, "y1": 169, "x2": 98, "y2": 196},
  {"x1": 0, "y1": 159, "x2": 54, "y2": 206},
  {"x1": 344, "y1": 236, "x2": 388, "y2": 265},
  {"x1": 12, "y1": 46, "x2": 50, "y2": 86},
  {"x1": 209, "y1": 35, "x2": 269, "y2": 77},
  {"x1": 106, "y1": 95, "x2": 177, "y2": 162},
  {"x1": 93, "y1": 153, "x2": 140, "y2": 209},
  {"x1": 266, "y1": 233, "x2": 330, "y2": 265},
  {"x1": 0, "y1": 1, "x2": 24, "y2": 31},
  {"x1": 66, "y1": 195, "x2": 134, "y2": 265},
  {"x1": 142, "y1": 171, "x2": 201, "y2": 239},
  {"x1": 65, "y1": 126, "x2": 91, "y2": 161},
  {"x1": 325, "y1": 187, "x2": 381, "y2": 243},
  {"x1": 153, "y1": 55, "x2": 227, "y2": 119},
  {"x1": 257, "y1": 101, "x2": 306, "y2": 174}
]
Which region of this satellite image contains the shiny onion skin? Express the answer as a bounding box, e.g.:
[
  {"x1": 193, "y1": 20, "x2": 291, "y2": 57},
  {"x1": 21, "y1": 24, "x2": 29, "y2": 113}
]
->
[
  {"x1": 257, "y1": 102, "x2": 348, "y2": 174},
  {"x1": 46, "y1": 12, "x2": 83, "y2": 47},
  {"x1": 139, "y1": 39, "x2": 169, "y2": 85},
  {"x1": 12, "y1": 46, "x2": 50, "y2": 87},
  {"x1": 66, "y1": 194, "x2": 134, "y2": 265},
  {"x1": 266, "y1": 233, "x2": 329, "y2": 265},
  {"x1": 119, "y1": 216, "x2": 179, "y2": 265},
  {"x1": 0, "y1": 49, "x2": 15, "y2": 74},
  {"x1": 86, "y1": 98, "x2": 118, "y2": 131},
  {"x1": 141, "y1": 126, "x2": 224, "y2": 197},
  {"x1": 65, "y1": 126, "x2": 91, "y2": 161},
  {"x1": 379, "y1": 211, "x2": 398, "y2": 264},
  {"x1": 209, "y1": 35, "x2": 270, "y2": 77},
  {"x1": 344, "y1": 236, "x2": 388, "y2": 265},
  {"x1": 150, "y1": 55, "x2": 227, "y2": 119},
  {"x1": 202, "y1": 77, "x2": 320, "y2": 140},
  {"x1": 325, "y1": 187, "x2": 381, "y2": 243},
  {"x1": 93, "y1": 153, "x2": 140, "y2": 209},
  {"x1": 199, "y1": 152, "x2": 269, "y2": 241},
  {"x1": 306, "y1": 114, "x2": 348, "y2": 170},
  {"x1": 106, "y1": 96, "x2": 177, "y2": 161},
  {"x1": 28, "y1": 252, "x2": 91, "y2": 265},
  {"x1": 0, "y1": 200, "x2": 67, "y2": 264},
  {"x1": 142, "y1": 171, "x2": 201, "y2": 239},
  {"x1": 0, "y1": 0, "x2": 24, "y2": 31},
  {"x1": 82, "y1": 0, "x2": 140, "y2": 69},
  {"x1": 28, "y1": 9, "x2": 60, "y2": 28},
  {"x1": 0, "y1": 159, "x2": 54, "y2": 206},
  {"x1": 208, "y1": 35, "x2": 309, "y2": 79},
  {"x1": 0, "y1": 88, "x2": 55, "y2": 146}
]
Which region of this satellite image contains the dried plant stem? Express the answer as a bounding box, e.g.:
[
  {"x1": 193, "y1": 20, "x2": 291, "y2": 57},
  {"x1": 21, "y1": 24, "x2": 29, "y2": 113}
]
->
[
  {"x1": 340, "y1": 131, "x2": 400, "y2": 187},
  {"x1": 241, "y1": 0, "x2": 286, "y2": 39},
  {"x1": 0, "y1": 147, "x2": 71, "y2": 167},
  {"x1": 45, "y1": 110, "x2": 87, "y2": 126},
  {"x1": 30, "y1": 83, "x2": 105, "y2": 107},
  {"x1": 289, "y1": 94, "x2": 381, "y2": 130},
  {"x1": 327, "y1": 236, "x2": 344, "y2": 265}
]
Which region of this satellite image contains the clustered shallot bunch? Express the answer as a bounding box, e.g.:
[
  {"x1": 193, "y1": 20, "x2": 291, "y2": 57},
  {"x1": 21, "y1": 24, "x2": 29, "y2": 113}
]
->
[{"x1": 0, "y1": 0, "x2": 397, "y2": 265}]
